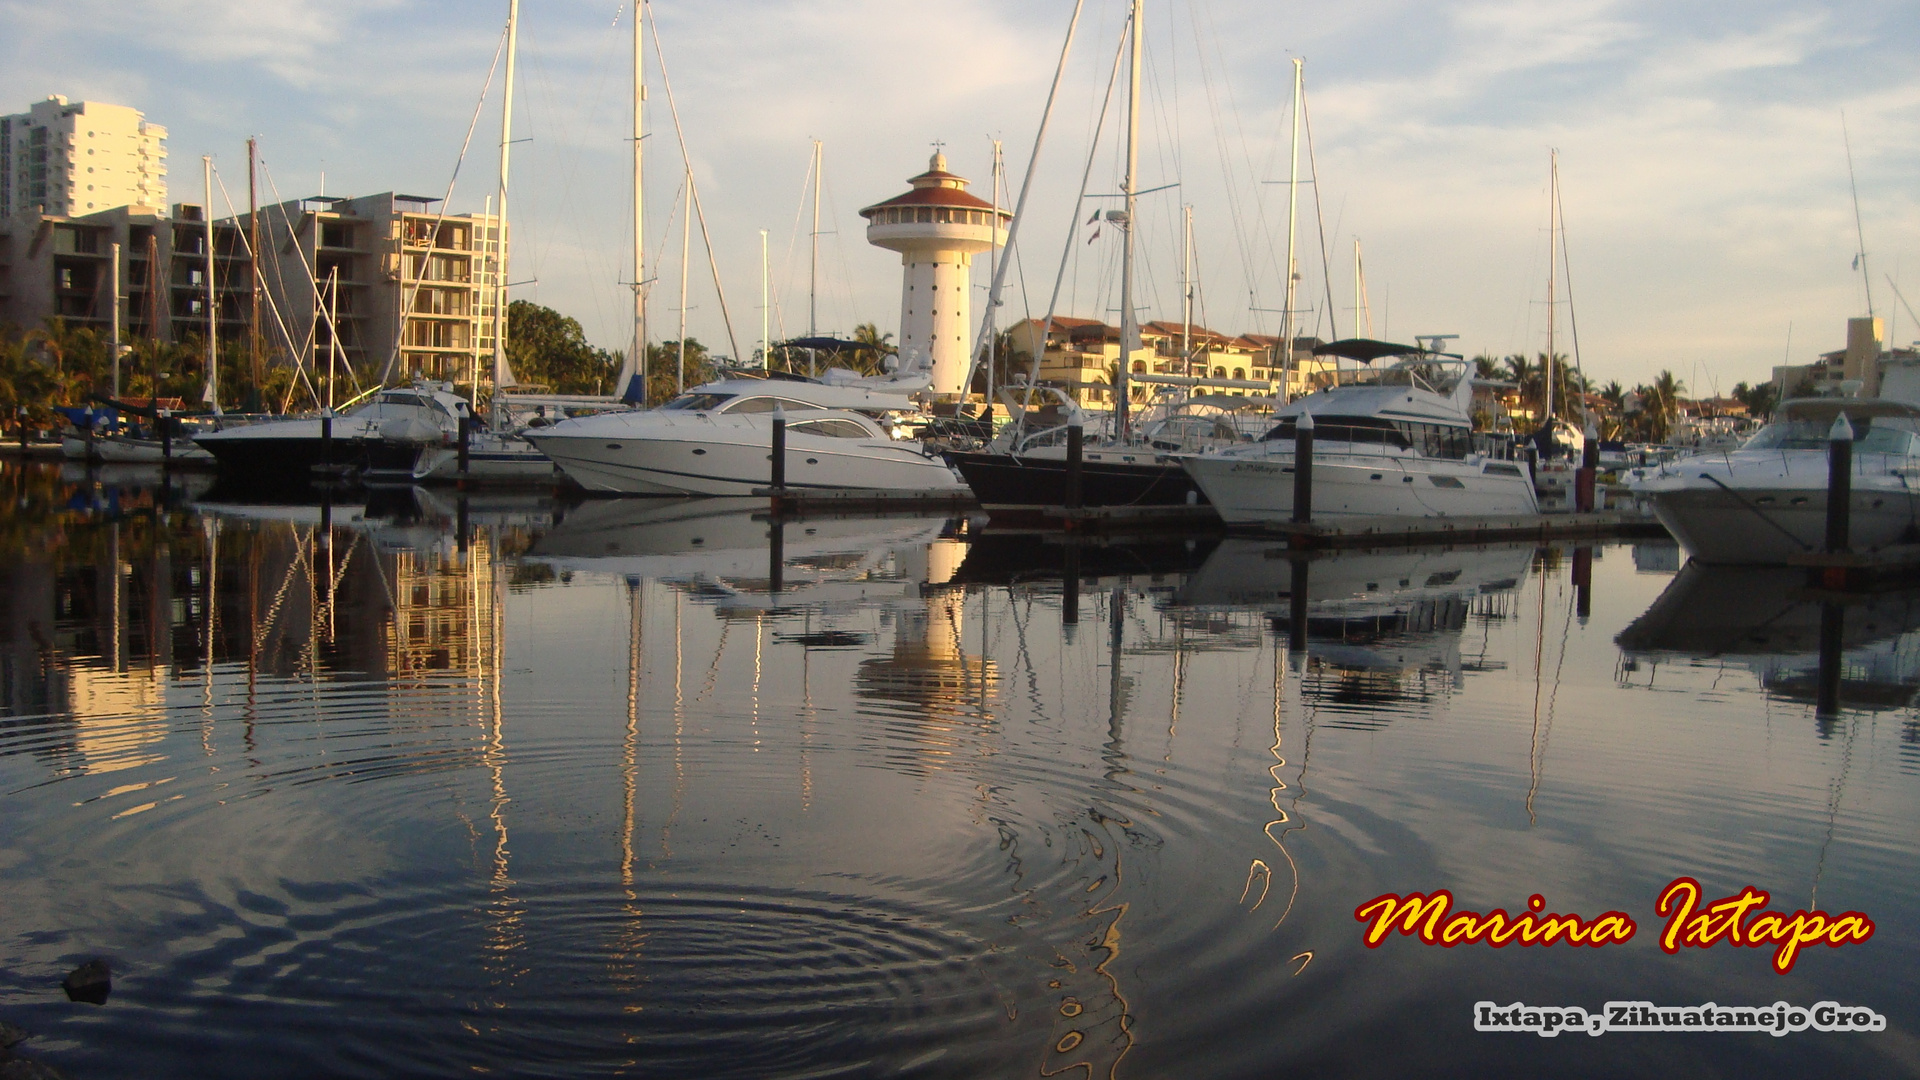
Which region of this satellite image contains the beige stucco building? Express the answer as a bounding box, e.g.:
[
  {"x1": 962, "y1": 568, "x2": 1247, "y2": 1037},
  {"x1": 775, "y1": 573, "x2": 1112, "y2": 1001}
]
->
[{"x1": 248, "y1": 192, "x2": 502, "y2": 387}]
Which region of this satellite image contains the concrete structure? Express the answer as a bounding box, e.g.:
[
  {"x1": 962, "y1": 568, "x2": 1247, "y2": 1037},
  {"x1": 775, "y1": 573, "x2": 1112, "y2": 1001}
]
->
[
  {"x1": 1772, "y1": 316, "x2": 1920, "y2": 399},
  {"x1": 0, "y1": 201, "x2": 245, "y2": 346},
  {"x1": 2, "y1": 96, "x2": 167, "y2": 220},
  {"x1": 860, "y1": 153, "x2": 1009, "y2": 397},
  {"x1": 249, "y1": 192, "x2": 501, "y2": 388}
]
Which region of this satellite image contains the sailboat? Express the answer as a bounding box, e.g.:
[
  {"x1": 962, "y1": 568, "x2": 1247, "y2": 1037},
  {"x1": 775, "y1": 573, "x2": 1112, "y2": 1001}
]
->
[{"x1": 948, "y1": 24, "x2": 1294, "y2": 519}]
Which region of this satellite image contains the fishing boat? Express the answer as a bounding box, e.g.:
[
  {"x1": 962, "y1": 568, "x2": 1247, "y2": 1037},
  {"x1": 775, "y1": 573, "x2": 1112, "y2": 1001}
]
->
[
  {"x1": 1627, "y1": 398, "x2": 1920, "y2": 565},
  {"x1": 1181, "y1": 339, "x2": 1539, "y2": 524}
]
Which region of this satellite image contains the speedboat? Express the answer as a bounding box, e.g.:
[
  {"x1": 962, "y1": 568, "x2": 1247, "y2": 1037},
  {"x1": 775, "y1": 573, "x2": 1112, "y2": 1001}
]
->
[
  {"x1": 194, "y1": 383, "x2": 475, "y2": 482},
  {"x1": 523, "y1": 365, "x2": 966, "y2": 496},
  {"x1": 948, "y1": 388, "x2": 1270, "y2": 520},
  {"x1": 1180, "y1": 339, "x2": 1538, "y2": 525},
  {"x1": 1627, "y1": 397, "x2": 1920, "y2": 565}
]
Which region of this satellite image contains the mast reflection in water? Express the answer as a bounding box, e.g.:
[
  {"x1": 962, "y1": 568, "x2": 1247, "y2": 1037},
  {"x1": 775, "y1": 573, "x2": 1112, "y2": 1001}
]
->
[{"x1": 1, "y1": 459, "x2": 1916, "y2": 1080}]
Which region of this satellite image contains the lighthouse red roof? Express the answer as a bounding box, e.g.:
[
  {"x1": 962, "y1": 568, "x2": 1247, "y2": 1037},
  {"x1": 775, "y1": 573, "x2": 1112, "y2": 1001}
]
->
[{"x1": 859, "y1": 150, "x2": 1009, "y2": 219}]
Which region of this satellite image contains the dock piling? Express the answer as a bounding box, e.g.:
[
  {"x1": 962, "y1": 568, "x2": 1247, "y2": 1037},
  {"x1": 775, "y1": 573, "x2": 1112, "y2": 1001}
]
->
[
  {"x1": 1576, "y1": 421, "x2": 1599, "y2": 512},
  {"x1": 457, "y1": 414, "x2": 472, "y2": 478},
  {"x1": 1288, "y1": 554, "x2": 1310, "y2": 653},
  {"x1": 769, "y1": 518, "x2": 785, "y2": 593},
  {"x1": 771, "y1": 406, "x2": 787, "y2": 493},
  {"x1": 1292, "y1": 412, "x2": 1314, "y2": 524},
  {"x1": 1826, "y1": 414, "x2": 1853, "y2": 554},
  {"x1": 1065, "y1": 420, "x2": 1084, "y2": 511}
]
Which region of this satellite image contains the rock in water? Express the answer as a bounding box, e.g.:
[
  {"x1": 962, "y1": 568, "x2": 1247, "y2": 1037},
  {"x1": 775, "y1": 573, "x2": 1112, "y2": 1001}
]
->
[
  {"x1": 0, "y1": 1059, "x2": 71, "y2": 1079},
  {"x1": 0, "y1": 1020, "x2": 26, "y2": 1048},
  {"x1": 61, "y1": 960, "x2": 111, "y2": 1005}
]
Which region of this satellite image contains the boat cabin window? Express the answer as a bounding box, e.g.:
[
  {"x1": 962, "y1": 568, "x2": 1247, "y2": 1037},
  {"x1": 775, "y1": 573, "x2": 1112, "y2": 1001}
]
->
[
  {"x1": 787, "y1": 418, "x2": 873, "y2": 439},
  {"x1": 1744, "y1": 417, "x2": 1916, "y2": 456},
  {"x1": 662, "y1": 392, "x2": 735, "y2": 411},
  {"x1": 1261, "y1": 415, "x2": 1470, "y2": 458},
  {"x1": 720, "y1": 397, "x2": 825, "y2": 414}
]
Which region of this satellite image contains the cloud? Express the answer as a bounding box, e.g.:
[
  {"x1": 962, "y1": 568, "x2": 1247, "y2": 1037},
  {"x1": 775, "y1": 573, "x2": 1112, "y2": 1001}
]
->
[{"x1": 5, "y1": 0, "x2": 1919, "y2": 381}]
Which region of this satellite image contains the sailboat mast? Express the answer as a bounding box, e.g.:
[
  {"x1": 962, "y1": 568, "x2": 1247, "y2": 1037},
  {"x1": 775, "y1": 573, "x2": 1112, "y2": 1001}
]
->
[
  {"x1": 809, "y1": 139, "x2": 822, "y2": 377},
  {"x1": 1843, "y1": 117, "x2": 1875, "y2": 319},
  {"x1": 1545, "y1": 149, "x2": 1557, "y2": 430},
  {"x1": 1352, "y1": 238, "x2": 1362, "y2": 340},
  {"x1": 1280, "y1": 57, "x2": 1301, "y2": 406},
  {"x1": 1181, "y1": 203, "x2": 1192, "y2": 375},
  {"x1": 987, "y1": 139, "x2": 1002, "y2": 416},
  {"x1": 248, "y1": 138, "x2": 262, "y2": 408},
  {"x1": 759, "y1": 228, "x2": 769, "y2": 368},
  {"x1": 1117, "y1": 0, "x2": 1144, "y2": 439},
  {"x1": 492, "y1": 0, "x2": 520, "y2": 397},
  {"x1": 678, "y1": 171, "x2": 689, "y2": 395},
  {"x1": 631, "y1": 0, "x2": 646, "y2": 398},
  {"x1": 203, "y1": 155, "x2": 220, "y2": 413},
  {"x1": 110, "y1": 241, "x2": 121, "y2": 399}
]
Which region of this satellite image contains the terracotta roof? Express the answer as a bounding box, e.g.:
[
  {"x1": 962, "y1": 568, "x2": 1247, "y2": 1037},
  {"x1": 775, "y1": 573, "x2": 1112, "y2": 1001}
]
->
[
  {"x1": 860, "y1": 186, "x2": 1000, "y2": 215},
  {"x1": 1017, "y1": 315, "x2": 1106, "y2": 330}
]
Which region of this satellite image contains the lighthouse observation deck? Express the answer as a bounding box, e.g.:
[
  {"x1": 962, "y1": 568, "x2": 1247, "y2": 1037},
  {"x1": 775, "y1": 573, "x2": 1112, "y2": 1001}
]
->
[{"x1": 859, "y1": 152, "x2": 1011, "y2": 397}]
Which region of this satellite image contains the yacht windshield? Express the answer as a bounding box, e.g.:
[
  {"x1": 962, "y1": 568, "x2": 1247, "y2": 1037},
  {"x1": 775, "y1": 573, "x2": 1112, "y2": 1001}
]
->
[
  {"x1": 1743, "y1": 418, "x2": 1916, "y2": 455},
  {"x1": 663, "y1": 393, "x2": 735, "y2": 410},
  {"x1": 1259, "y1": 415, "x2": 1473, "y2": 458}
]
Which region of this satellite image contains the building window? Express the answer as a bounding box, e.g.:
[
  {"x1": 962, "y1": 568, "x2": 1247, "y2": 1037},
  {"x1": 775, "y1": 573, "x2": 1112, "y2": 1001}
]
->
[{"x1": 916, "y1": 207, "x2": 932, "y2": 223}]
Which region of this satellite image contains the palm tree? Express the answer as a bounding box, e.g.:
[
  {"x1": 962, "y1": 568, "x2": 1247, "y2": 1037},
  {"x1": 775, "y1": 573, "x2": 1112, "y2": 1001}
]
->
[
  {"x1": 849, "y1": 322, "x2": 896, "y2": 376},
  {"x1": 1648, "y1": 369, "x2": 1685, "y2": 442},
  {"x1": 1472, "y1": 355, "x2": 1502, "y2": 381}
]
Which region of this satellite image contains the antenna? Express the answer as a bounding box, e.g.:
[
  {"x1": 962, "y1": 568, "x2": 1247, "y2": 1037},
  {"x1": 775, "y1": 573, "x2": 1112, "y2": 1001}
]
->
[{"x1": 1843, "y1": 113, "x2": 1874, "y2": 318}]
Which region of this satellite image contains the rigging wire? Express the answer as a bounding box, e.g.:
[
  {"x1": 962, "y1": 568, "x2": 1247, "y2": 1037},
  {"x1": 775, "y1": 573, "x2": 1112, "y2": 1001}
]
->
[
  {"x1": 378, "y1": 15, "x2": 510, "y2": 386},
  {"x1": 1301, "y1": 85, "x2": 1338, "y2": 346},
  {"x1": 1026, "y1": 18, "x2": 1131, "y2": 390},
  {"x1": 644, "y1": 0, "x2": 743, "y2": 363},
  {"x1": 206, "y1": 161, "x2": 321, "y2": 409}
]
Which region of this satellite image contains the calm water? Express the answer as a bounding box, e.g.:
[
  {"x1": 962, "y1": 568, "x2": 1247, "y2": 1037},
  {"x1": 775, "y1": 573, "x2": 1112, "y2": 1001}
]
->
[{"x1": 2, "y1": 460, "x2": 1916, "y2": 1079}]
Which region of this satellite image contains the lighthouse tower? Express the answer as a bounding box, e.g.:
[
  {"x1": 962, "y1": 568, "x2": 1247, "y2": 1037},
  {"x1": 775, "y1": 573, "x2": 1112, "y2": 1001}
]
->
[{"x1": 860, "y1": 152, "x2": 1010, "y2": 398}]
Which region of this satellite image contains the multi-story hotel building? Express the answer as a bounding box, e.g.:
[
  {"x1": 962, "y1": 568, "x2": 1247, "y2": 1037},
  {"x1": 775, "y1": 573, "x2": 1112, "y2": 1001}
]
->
[{"x1": 1, "y1": 96, "x2": 167, "y2": 220}]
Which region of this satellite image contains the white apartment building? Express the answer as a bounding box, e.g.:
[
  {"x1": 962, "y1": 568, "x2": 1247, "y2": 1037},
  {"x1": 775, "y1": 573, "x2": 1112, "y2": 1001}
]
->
[{"x1": 1, "y1": 96, "x2": 168, "y2": 220}]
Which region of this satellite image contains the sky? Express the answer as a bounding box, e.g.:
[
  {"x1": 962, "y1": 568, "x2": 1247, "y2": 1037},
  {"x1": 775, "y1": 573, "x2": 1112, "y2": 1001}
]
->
[{"x1": 5, "y1": 0, "x2": 1918, "y2": 394}]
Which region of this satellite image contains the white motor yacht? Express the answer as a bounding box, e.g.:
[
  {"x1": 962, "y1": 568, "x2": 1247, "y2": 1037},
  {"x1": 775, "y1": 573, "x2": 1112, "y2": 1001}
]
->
[
  {"x1": 1628, "y1": 398, "x2": 1920, "y2": 565},
  {"x1": 194, "y1": 384, "x2": 475, "y2": 482},
  {"x1": 523, "y1": 367, "x2": 966, "y2": 497},
  {"x1": 1181, "y1": 340, "x2": 1538, "y2": 525}
]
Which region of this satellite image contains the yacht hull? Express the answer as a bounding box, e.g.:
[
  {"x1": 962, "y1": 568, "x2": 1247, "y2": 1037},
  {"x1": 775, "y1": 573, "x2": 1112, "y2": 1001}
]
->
[
  {"x1": 195, "y1": 433, "x2": 371, "y2": 481},
  {"x1": 1646, "y1": 486, "x2": 1920, "y2": 565},
  {"x1": 948, "y1": 451, "x2": 1206, "y2": 515},
  {"x1": 62, "y1": 433, "x2": 214, "y2": 465},
  {"x1": 1183, "y1": 451, "x2": 1538, "y2": 525},
  {"x1": 527, "y1": 423, "x2": 966, "y2": 497}
]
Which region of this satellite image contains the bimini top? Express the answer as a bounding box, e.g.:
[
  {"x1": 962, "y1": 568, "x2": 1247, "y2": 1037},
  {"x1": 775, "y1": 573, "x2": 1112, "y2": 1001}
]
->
[{"x1": 1311, "y1": 338, "x2": 1431, "y2": 363}]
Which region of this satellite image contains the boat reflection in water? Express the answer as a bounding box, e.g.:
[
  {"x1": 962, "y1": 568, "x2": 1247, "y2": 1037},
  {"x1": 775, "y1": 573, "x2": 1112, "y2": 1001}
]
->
[
  {"x1": 1177, "y1": 540, "x2": 1530, "y2": 716},
  {"x1": 1617, "y1": 563, "x2": 1920, "y2": 716}
]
